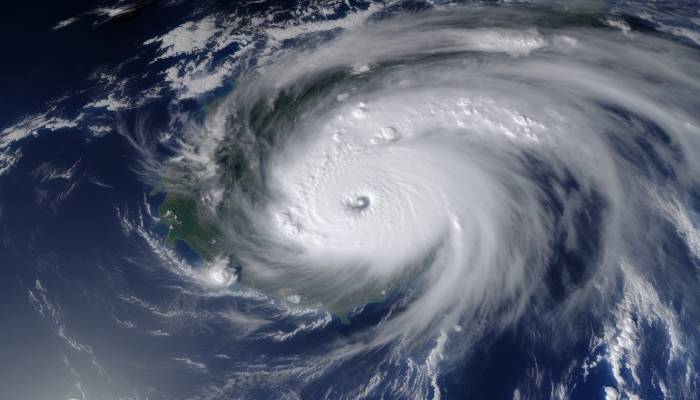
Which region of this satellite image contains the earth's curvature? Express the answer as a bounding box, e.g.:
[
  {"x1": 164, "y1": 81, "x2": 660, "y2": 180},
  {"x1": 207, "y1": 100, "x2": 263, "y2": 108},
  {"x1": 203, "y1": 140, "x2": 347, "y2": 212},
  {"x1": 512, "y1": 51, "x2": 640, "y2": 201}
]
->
[{"x1": 1, "y1": 1, "x2": 700, "y2": 399}]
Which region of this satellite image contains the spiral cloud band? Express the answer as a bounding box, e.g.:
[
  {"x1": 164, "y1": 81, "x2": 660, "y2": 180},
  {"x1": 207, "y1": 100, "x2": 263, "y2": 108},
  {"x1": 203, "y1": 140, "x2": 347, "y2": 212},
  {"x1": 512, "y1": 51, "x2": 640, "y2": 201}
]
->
[{"x1": 151, "y1": 5, "x2": 700, "y2": 399}]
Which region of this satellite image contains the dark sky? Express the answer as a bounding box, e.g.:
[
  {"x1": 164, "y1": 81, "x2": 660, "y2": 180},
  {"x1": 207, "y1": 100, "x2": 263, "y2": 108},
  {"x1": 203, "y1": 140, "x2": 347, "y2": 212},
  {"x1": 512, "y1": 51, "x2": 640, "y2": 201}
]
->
[{"x1": 0, "y1": 0, "x2": 181, "y2": 125}]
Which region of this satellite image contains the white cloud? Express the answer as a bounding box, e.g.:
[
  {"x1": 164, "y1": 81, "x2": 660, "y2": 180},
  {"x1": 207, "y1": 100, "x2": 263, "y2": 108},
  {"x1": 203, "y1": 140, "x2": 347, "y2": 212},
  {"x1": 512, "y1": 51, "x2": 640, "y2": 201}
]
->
[
  {"x1": 145, "y1": 16, "x2": 223, "y2": 60},
  {"x1": 52, "y1": 17, "x2": 79, "y2": 30},
  {"x1": 88, "y1": 124, "x2": 113, "y2": 137},
  {"x1": 1, "y1": 111, "x2": 84, "y2": 149},
  {"x1": 94, "y1": 5, "x2": 135, "y2": 19},
  {"x1": 84, "y1": 93, "x2": 132, "y2": 111},
  {"x1": 0, "y1": 149, "x2": 21, "y2": 177},
  {"x1": 0, "y1": 111, "x2": 84, "y2": 176},
  {"x1": 173, "y1": 357, "x2": 207, "y2": 371},
  {"x1": 164, "y1": 59, "x2": 235, "y2": 99},
  {"x1": 27, "y1": 279, "x2": 107, "y2": 376}
]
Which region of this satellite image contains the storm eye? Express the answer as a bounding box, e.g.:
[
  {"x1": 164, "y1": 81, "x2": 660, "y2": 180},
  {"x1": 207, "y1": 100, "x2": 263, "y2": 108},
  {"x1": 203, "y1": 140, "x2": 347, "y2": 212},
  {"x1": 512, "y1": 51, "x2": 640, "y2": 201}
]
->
[{"x1": 344, "y1": 194, "x2": 371, "y2": 212}]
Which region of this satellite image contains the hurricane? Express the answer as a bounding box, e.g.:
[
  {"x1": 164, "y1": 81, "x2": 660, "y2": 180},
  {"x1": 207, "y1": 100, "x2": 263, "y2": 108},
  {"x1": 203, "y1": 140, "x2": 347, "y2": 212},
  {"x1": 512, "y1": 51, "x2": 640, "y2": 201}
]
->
[
  {"x1": 126, "y1": 4, "x2": 700, "y2": 398},
  {"x1": 3, "y1": 1, "x2": 700, "y2": 399}
]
